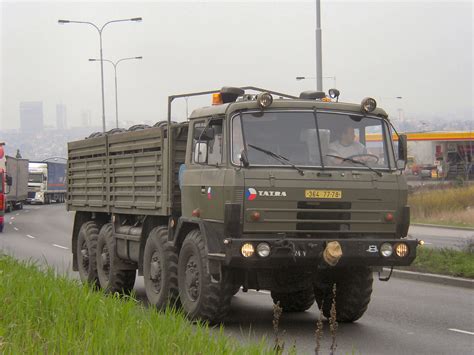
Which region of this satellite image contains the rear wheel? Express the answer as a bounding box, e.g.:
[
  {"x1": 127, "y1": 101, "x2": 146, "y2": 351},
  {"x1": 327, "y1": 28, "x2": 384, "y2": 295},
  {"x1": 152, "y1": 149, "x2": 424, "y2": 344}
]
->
[
  {"x1": 143, "y1": 227, "x2": 180, "y2": 310},
  {"x1": 77, "y1": 221, "x2": 100, "y2": 286},
  {"x1": 97, "y1": 223, "x2": 136, "y2": 294},
  {"x1": 178, "y1": 229, "x2": 233, "y2": 323},
  {"x1": 271, "y1": 288, "x2": 315, "y2": 312},
  {"x1": 314, "y1": 267, "x2": 373, "y2": 323}
]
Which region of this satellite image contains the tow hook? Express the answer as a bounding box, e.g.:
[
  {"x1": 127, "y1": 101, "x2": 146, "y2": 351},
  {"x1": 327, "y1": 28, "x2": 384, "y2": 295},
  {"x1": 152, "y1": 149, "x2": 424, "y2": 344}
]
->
[
  {"x1": 322, "y1": 241, "x2": 342, "y2": 266},
  {"x1": 378, "y1": 267, "x2": 393, "y2": 281}
]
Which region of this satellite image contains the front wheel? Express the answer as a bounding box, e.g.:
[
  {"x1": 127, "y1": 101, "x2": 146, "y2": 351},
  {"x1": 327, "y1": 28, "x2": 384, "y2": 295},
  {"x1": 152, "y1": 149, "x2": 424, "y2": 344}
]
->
[
  {"x1": 314, "y1": 267, "x2": 373, "y2": 323},
  {"x1": 97, "y1": 223, "x2": 136, "y2": 294},
  {"x1": 178, "y1": 229, "x2": 233, "y2": 323}
]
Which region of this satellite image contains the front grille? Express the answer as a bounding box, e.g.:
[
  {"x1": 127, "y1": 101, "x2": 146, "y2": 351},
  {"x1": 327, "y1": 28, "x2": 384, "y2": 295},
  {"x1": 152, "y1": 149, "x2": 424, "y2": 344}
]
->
[
  {"x1": 27, "y1": 191, "x2": 36, "y2": 199},
  {"x1": 296, "y1": 201, "x2": 351, "y2": 231}
]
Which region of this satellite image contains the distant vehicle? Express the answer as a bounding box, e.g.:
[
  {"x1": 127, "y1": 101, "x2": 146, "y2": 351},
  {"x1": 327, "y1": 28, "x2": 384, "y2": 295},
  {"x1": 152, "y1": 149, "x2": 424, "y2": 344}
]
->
[
  {"x1": 27, "y1": 161, "x2": 67, "y2": 204},
  {"x1": 0, "y1": 143, "x2": 5, "y2": 232},
  {"x1": 4, "y1": 155, "x2": 29, "y2": 212},
  {"x1": 67, "y1": 86, "x2": 418, "y2": 324}
]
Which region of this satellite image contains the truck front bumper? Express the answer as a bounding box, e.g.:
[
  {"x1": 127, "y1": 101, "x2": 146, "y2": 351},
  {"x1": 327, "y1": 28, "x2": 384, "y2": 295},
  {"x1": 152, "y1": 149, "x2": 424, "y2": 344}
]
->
[{"x1": 214, "y1": 238, "x2": 418, "y2": 268}]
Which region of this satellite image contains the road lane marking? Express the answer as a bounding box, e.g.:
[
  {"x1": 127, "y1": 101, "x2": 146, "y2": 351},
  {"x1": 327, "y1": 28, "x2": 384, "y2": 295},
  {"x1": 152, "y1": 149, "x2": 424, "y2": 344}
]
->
[
  {"x1": 52, "y1": 244, "x2": 69, "y2": 250},
  {"x1": 15, "y1": 213, "x2": 19, "y2": 216},
  {"x1": 26, "y1": 234, "x2": 35, "y2": 239},
  {"x1": 422, "y1": 242, "x2": 433, "y2": 245},
  {"x1": 13, "y1": 227, "x2": 19, "y2": 231},
  {"x1": 449, "y1": 328, "x2": 474, "y2": 336},
  {"x1": 8, "y1": 222, "x2": 12, "y2": 225},
  {"x1": 10, "y1": 217, "x2": 15, "y2": 220}
]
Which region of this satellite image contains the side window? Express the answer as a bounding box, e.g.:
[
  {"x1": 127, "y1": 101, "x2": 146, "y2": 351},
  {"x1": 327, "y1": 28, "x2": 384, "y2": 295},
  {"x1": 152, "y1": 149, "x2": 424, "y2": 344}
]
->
[{"x1": 192, "y1": 119, "x2": 223, "y2": 165}]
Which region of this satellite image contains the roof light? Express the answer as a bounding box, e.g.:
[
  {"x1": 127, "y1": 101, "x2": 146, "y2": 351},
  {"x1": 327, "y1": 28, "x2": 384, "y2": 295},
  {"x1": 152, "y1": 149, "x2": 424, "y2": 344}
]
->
[
  {"x1": 256, "y1": 92, "x2": 273, "y2": 108},
  {"x1": 328, "y1": 88, "x2": 340, "y2": 100},
  {"x1": 322, "y1": 97, "x2": 331, "y2": 102},
  {"x1": 212, "y1": 93, "x2": 223, "y2": 105},
  {"x1": 361, "y1": 97, "x2": 377, "y2": 113}
]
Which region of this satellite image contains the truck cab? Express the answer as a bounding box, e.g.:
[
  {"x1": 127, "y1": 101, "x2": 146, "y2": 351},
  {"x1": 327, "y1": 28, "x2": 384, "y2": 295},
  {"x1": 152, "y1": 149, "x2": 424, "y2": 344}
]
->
[{"x1": 27, "y1": 162, "x2": 48, "y2": 204}]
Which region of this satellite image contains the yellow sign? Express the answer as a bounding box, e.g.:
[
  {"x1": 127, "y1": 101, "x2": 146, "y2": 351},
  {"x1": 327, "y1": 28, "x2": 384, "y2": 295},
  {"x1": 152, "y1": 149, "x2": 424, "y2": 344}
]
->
[{"x1": 305, "y1": 190, "x2": 342, "y2": 199}]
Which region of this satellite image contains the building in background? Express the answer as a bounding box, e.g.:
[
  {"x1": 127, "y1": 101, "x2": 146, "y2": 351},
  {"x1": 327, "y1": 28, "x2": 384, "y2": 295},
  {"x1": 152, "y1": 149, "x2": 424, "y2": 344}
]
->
[
  {"x1": 19, "y1": 101, "x2": 43, "y2": 133},
  {"x1": 56, "y1": 104, "x2": 67, "y2": 130},
  {"x1": 81, "y1": 109, "x2": 92, "y2": 127}
]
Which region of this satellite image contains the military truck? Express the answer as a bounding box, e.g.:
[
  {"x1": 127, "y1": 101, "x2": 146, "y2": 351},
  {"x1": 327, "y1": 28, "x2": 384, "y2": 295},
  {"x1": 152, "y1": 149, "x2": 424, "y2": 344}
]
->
[{"x1": 67, "y1": 86, "x2": 417, "y2": 324}]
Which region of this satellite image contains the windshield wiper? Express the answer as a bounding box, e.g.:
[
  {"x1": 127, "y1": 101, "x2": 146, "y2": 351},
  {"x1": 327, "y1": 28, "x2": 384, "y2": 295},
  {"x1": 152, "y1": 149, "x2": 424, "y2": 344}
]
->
[
  {"x1": 248, "y1": 144, "x2": 305, "y2": 176},
  {"x1": 325, "y1": 154, "x2": 383, "y2": 177}
]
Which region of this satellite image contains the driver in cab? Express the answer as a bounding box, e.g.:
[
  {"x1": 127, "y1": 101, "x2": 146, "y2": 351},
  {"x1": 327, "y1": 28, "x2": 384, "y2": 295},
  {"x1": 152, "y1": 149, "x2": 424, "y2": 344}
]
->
[{"x1": 327, "y1": 126, "x2": 367, "y2": 165}]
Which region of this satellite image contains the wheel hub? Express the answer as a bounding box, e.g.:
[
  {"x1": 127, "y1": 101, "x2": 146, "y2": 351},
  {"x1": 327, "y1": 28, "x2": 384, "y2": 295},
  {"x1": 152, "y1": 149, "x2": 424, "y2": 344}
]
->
[
  {"x1": 80, "y1": 241, "x2": 89, "y2": 270},
  {"x1": 184, "y1": 257, "x2": 199, "y2": 302},
  {"x1": 100, "y1": 245, "x2": 110, "y2": 279},
  {"x1": 149, "y1": 251, "x2": 162, "y2": 294}
]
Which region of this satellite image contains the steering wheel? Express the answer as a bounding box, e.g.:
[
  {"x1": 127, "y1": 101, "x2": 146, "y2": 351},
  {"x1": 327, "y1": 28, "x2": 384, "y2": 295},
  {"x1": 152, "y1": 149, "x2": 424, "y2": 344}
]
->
[{"x1": 346, "y1": 153, "x2": 379, "y2": 164}]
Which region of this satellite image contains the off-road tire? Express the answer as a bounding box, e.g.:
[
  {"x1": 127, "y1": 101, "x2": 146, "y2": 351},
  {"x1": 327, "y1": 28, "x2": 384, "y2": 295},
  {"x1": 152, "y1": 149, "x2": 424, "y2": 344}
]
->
[
  {"x1": 271, "y1": 288, "x2": 315, "y2": 312},
  {"x1": 143, "y1": 226, "x2": 180, "y2": 310},
  {"x1": 97, "y1": 223, "x2": 136, "y2": 294},
  {"x1": 77, "y1": 221, "x2": 100, "y2": 286},
  {"x1": 178, "y1": 229, "x2": 234, "y2": 323},
  {"x1": 314, "y1": 267, "x2": 373, "y2": 323}
]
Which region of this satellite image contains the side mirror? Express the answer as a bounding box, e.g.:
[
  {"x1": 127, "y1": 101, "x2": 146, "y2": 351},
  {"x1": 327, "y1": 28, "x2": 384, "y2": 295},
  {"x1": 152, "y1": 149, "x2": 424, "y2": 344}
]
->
[
  {"x1": 193, "y1": 127, "x2": 215, "y2": 141},
  {"x1": 396, "y1": 159, "x2": 406, "y2": 170},
  {"x1": 194, "y1": 142, "x2": 208, "y2": 163},
  {"x1": 398, "y1": 134, "x2": 408, "y2": 168},
  {"x1": 6, "y1": 175, "x2": 12, "y2": 186},
  {"x1": 240, "y1": 149, "x2": 250, "y2": 168}
]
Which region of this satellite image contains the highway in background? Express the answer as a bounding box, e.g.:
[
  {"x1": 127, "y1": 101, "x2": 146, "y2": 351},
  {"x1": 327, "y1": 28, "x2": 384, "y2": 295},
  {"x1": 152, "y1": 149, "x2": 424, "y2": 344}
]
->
[{"x1": 1, "y1": 205, "x2": 473, "y2": 354}]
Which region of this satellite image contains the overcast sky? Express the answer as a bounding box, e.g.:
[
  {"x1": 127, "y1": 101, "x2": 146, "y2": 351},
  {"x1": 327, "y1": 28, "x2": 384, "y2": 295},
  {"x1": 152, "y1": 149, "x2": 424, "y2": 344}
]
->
[{"x1": 0, "y1": 0, "x2": 472, "y2": 130}]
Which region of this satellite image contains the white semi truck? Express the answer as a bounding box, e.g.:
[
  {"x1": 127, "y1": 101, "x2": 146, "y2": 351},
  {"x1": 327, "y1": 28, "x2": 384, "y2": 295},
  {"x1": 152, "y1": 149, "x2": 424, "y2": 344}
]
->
[{"x1": 27, "y1": 161, "x2": 67, "y2": 204}]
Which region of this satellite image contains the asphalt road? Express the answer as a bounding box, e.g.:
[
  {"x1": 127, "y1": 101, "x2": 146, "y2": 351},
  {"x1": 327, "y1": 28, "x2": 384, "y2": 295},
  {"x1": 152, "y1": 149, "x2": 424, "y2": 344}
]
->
[
  {"x1": 1, "y1": 204, "x2": 473, "y2": 354},
  {"x1": 408, "y1": 225, "x2": 473, "y2": 250}
]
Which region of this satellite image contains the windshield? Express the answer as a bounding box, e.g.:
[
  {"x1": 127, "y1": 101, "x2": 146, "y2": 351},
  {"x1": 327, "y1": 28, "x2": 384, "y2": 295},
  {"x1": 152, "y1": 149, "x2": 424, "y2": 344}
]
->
[
  {"x1": 232, "y1": 111, "x2": 395, "y2": 170},
  {"x1": 28, "y1": 173, "x2": 43, "y2": 183}
]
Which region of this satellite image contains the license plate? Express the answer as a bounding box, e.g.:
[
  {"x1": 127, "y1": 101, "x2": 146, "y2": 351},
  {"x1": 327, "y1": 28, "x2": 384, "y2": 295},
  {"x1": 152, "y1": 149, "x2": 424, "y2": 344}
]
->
[{"x1": 305, "y1": 190, "x2": 342, "y2": 199}]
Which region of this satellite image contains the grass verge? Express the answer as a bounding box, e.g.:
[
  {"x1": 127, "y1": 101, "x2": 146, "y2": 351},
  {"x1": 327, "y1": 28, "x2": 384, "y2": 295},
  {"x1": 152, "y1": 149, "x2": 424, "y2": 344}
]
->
[
  {"x1": 409, "y1": 185, "x2": 474, "y2": 228},
  {"x1": 0, "y1": 255, "x2": 268, "y2": 354},
  {"x1": 400, "y1": 246, "x2": 474, "y2": 279}
]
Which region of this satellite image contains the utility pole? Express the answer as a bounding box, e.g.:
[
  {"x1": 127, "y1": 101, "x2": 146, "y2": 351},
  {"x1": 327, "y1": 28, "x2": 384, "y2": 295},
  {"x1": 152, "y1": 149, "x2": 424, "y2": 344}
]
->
[{"x1": 315, "y1": 0, "x2": 323, "y2": 91}]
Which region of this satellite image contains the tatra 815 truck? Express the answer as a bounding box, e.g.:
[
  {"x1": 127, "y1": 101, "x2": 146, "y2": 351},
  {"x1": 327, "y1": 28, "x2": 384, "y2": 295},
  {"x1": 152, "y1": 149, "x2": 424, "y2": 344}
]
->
[{"x1": 67, "y1": 86, "x2": 417, "y2": 324}]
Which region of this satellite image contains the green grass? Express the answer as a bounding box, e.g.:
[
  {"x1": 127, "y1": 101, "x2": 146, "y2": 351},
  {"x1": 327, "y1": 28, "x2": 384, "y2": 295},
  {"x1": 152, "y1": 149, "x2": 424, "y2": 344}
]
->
[
  {"x1": 409, "y1": 185, "x2": 474, "y2": 228},
  {"x1": 401, "y1": 246, "x2": 474, "y2": 279},
  {"x1": 0, "y1": 255, "x2": 269, "y2": 354}
]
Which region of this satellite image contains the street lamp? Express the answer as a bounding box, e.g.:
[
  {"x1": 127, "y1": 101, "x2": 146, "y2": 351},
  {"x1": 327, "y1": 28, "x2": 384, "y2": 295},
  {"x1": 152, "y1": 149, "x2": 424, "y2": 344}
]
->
[
  {"x1": 296, "y1": 76, "x2": 337, "y2": 89},
  {"x1": 315, "y1": 0, "x2": 323, "y2": 91},
  {"x1": 58, "y1": 17, "x2": 142, "y2": 132},
  {"x1": 89, "y1": 56, "x2": 143, "y2": 129}
]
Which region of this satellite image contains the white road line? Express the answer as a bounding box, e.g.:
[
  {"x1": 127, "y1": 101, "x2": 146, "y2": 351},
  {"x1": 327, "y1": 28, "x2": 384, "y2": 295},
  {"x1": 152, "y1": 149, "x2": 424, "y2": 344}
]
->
[
  {"x1": 13, "y1": 227, "x2": 19, "y2": 231},
  {"x1": 15, "y1": 213, "x2": 19, "y2": 216},
  {"x1": 423, "y1": 242, "x2": 433, "y2": 245},
  {"x1": 52, "y1": 244, "x2": 69, "y2": 250},
  {"x1": 8, "y1": 222, "x2": 12, "y2": 225},
  {"x1": 10, "y1": 217, "x2": 15, "y2": 220},
  {"x1": 449, "y1": 328, "x2": 474, "y2": 336},
  {"x1": 26, "y1": 234, "x2": 35, "y2": 239}
]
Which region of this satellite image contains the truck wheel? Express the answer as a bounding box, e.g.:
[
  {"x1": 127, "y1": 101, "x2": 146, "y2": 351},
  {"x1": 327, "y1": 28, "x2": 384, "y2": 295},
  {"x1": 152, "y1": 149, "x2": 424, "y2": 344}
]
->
[
  {"x1": 45, "y1": 195, "x2": 50, "y2": 204},
  {"x1": 271, "y1": 288, "x2": 315, "y2": 312},
  {"x1": 178, "y1": 229, "x2": 233, "y2": 323},
  {"x1": 97, "y1": 223, "x2": 136, "y2": 294},
  {"x1": 314, "y1": 267, "x2": 373, "y2": 323},
  {"x1": 143, "y1": 226, "x2": 180, "y2": 310},
  {"x1": 77, "y1": 221, "x2": 100, "y2": 286}
]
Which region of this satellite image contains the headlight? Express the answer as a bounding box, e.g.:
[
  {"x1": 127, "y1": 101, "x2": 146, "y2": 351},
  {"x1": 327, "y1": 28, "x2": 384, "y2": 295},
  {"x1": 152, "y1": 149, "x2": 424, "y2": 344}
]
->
[
  {"x1": 241, "y1": 243, "x2": 255, "y2": 257},
  {"x1": 256, "y1": 243, "x2": 271, "y2": 257},
  {"x1": 256, "y1": 92, "x2": 273, "y2": 108},
  {"x1": 380, "y1": 243, "x2": 393, "y2": 257},
  {"x1": 361, "y1": 97, "x2": 377, "y2": 113},
  {"x1": 395, "y1": 243, "x2": 409, "y2": 257}
]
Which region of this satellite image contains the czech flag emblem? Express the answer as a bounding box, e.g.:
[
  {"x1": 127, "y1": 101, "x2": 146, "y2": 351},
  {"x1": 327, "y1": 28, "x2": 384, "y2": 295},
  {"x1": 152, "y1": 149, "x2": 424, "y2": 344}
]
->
[
  {"x1": 246, "y1": 188, "x2": 257, "y2": 201},
  {"x1": 207, "y1": 187, "x2": 212, "y2": 200}
]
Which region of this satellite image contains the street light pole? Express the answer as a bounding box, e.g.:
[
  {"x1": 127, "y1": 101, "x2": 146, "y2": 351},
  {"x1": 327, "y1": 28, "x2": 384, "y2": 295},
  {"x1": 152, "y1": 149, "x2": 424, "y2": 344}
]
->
[
  {"x1": 89, "y1": 56, "x2": 142, "y2": 128},
  {"x1": 58, "y1": 17, "x2": 142, "y2": 132},
  {"x1": 315, "y1": 0, "x2": 323, "y2": 91},
  {"x1": 296, "y1": 76, "x2": 336, "y2": 88}
]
